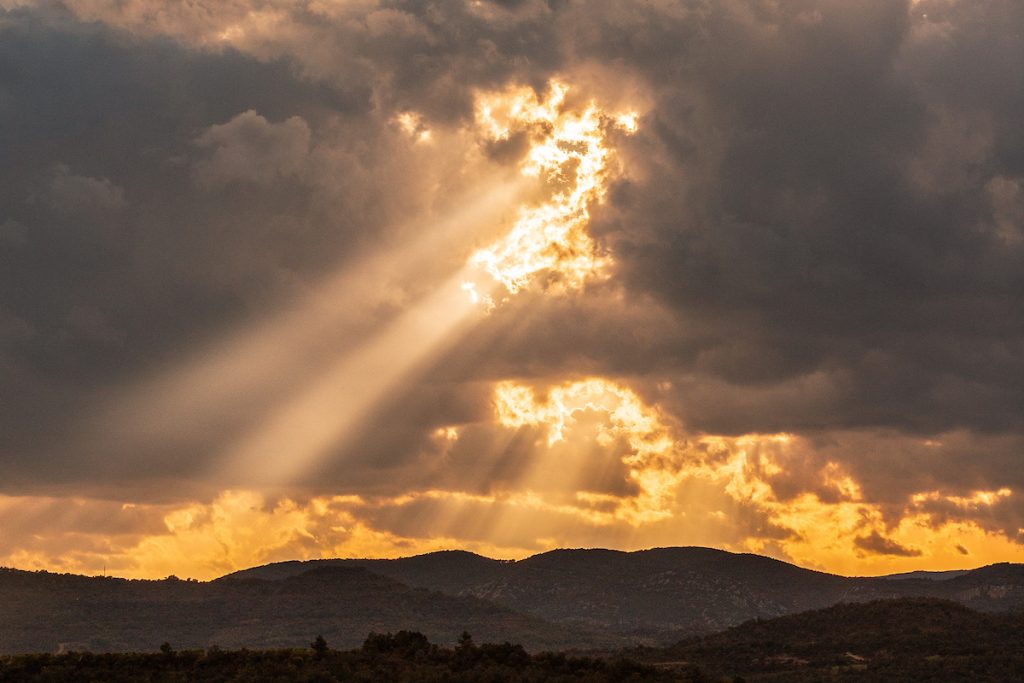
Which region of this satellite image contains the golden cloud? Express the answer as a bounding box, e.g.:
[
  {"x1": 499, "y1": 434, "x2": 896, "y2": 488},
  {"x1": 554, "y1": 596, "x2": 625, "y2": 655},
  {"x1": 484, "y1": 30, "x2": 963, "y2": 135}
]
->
[
  {"x1": 466, "y1": 82, "x2": 637, "y2": 301},
  {"x1": 2, "y1": 378, "x2": 1021, "y2": 580}
]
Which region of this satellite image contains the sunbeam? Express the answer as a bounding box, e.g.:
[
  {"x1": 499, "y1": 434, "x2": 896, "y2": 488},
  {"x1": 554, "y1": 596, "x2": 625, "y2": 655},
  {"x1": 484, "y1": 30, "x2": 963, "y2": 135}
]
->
[
  {"x1": 82, "y1": 177, "x2": 524, "y2": 469},
  {"x1": 217, "y1": 269, "x2": 498, "y2": 485},
  {"x1": 82, "y1": 79, "x2": 640, "y2": 492}
]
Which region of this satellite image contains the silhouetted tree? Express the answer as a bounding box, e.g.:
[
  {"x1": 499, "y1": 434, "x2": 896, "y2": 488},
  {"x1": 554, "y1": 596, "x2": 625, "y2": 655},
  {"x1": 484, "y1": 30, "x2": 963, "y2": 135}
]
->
[
  {"x1": 362, "y1": 630, "x2": 432, "y2": 656},
  {"x1": 311, "y1": 634, "x2": 328, "y2": 659}
]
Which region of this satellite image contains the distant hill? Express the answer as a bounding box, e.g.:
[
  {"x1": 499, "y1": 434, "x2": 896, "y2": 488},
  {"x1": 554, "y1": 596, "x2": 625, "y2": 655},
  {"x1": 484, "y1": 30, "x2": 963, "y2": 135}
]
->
[
  {"x1": 0, "y1": 565, "x2": 614, "y2": 655},
  {"x1": 226, "y1": 547, "x2": 1024, "y2": 639},
  {"x1": 229, "y1": 549, "x2": 510, "y2": 595},
  {"x1": 879, "y1": 568, "x2": 972, "y2": 581},
  {"x1": 4, "y1": 547, "x2": 1023, "y2": 654},
  {"x1": 651, "y1": 598, "x2": 1024, "y2": 681}
]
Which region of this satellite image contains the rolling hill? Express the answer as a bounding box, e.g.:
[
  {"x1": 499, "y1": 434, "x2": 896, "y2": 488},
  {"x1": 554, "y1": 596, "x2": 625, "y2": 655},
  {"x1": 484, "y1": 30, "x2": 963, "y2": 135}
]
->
[
  {"x1": 651, "y1": 597, "x2": 1024, "y2": 681},
  {"x1": 226, "y1": 547, "x2": 1024, "y2": 638},
  {"x1": 2, "y1": 547, "x2": 1022, "y2": 654},
  {"x1": 0, "y1": 564, "x2": 614, "y2": 655}
]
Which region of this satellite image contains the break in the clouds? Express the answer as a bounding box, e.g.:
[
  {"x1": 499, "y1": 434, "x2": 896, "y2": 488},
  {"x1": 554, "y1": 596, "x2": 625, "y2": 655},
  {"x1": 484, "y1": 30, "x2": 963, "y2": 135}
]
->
[{"x1": 0, "y1": 0, "x2": 1022, "y2": 578}]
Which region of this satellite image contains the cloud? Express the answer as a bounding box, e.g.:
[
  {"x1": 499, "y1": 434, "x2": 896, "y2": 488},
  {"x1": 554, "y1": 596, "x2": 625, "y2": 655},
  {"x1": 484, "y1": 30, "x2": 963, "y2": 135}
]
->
[
  {"x1": 855, "y1": 531, "x2": 923, "y2": 558},
  {"x1": 987, "y1": 175, "x2": 1024, "y2": 245},
  {"x1": 0, "y1": 490, "x2": 536, "y2": 580},
  {"x1": 586, "y1": 0, "x2": 1024, "y2": 439},
  {"x1": 0, "y1": 219, "x2": 27, "y2": 247},
  {"x1": 0, "y1": 0, "x2": 1022, "y2": 575},
  {"x1": 44, "y1": 163, "x2": 125, "y2": 212},
  {"x1": 193, "y1": 111, "x2": 312, "y2": 189}
]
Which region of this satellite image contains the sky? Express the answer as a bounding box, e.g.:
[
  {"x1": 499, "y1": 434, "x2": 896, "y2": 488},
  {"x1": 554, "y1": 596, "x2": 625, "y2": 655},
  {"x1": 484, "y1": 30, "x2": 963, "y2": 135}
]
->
[{"x1": 0, "y1": 0, "x2": 1022, "y2": 580}]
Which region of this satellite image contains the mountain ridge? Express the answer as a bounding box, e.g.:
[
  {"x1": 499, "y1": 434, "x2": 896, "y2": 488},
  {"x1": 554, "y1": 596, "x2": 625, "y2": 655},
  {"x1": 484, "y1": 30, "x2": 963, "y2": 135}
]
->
[
  {"x1": 224, "y1": 546, "x2": 1024, "y2": 638},
  {"x1": 3, "y1": 547, "x2": 1022, "y2": 655},
  {"x1": 0, "y1": 564, "x2": 614, "y2": 655},
  {"x1": 224, "y1": 548, "x2": 1024, "y2": 634}
]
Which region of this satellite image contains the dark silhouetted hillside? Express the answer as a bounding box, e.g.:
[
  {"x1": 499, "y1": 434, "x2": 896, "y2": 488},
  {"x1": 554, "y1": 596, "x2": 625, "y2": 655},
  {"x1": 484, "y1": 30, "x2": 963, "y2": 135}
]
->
[
  {"x1": 3, "y1": 600, "x2": 1022, "y2": 681},
  {"x1": 227, "y1": 547, "x2": 1024, "y2": 639},
  {"x1": 0, "y1": 565, "x2": 616, "y2": 655},
  {"x1": 651, "y1": 597, "x2": 1024, "y2": 681},
  {"x1": 232, "y1": 549, "x2": 509, "y2": 595},
  {"x1": 879, "y1": 568, "x2": 971, "y2": 581},
  {"x1": 5, "y1": 548, "x2": 1023, "y2": 654}
]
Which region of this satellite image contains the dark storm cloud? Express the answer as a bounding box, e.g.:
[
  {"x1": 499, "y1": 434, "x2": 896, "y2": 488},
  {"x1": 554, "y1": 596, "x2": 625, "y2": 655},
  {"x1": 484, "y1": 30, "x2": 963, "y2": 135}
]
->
[
  {"x1": 1, "y1": 0, "x2": 1022, "y2": 539},
  {"x1": 0, "y1": 9, "x2": 358, "y2": 365},
  {"x1": 594, "y1": 0, "x2": 1024, "y2": 437},
  {"x1": 0, "y1": 7, "x2": 426, "y2": 488}
]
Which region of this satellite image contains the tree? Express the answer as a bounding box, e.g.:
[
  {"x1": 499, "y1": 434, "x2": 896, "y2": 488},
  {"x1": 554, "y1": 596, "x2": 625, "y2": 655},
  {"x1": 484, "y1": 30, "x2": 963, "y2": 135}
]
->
[
  {"x1": 454, "y1": 631, "x2": 477, "y2": 668},
  {"x1": 311, "y1": 634, "x2": 329, "y2": 659}
]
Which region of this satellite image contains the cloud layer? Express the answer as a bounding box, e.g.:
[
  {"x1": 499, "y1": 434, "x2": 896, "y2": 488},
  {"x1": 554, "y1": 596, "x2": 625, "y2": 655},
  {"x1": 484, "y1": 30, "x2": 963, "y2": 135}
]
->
[{"x1": 0, "y1": 0, "x2": 1021, "y2": 576}]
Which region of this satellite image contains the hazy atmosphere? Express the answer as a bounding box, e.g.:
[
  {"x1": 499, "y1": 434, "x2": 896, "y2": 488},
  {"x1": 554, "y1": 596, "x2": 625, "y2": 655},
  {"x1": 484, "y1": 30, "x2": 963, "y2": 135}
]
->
[{"x1": 1, "y1": 0, "x2": 1022, "y2": 580}]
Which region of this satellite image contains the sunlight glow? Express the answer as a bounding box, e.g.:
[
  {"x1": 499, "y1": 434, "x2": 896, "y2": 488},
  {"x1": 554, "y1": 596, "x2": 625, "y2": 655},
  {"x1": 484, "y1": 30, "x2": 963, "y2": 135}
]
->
[
  {"x1": 2, "y1": 481, "x2": 1021, "y2": 580},
  {"x1": 912, "y1": 488, "x2": 1014, "y2": 508},
  {"x1": 468, "y1": 82, "x2": 637, "y2": 296},
  {"x1": 395, "y1": 111, "x2": 432, "y2": 144},
  {"x1": 487, "y1": 377, "x2": 1024, "y2": 574},
  {"x1": 495, "y1": 378, "x2": 690, "y2": 523}
]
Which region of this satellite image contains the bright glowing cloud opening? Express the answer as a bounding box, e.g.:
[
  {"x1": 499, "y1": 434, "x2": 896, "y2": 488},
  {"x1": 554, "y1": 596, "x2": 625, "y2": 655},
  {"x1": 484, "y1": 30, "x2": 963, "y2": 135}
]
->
[
  {"x1": 494, "y1": 378, "x2": 691, "y2": 524},
  {"x1": 467, "y1": 81, "x2": 637, "y2": 297}
]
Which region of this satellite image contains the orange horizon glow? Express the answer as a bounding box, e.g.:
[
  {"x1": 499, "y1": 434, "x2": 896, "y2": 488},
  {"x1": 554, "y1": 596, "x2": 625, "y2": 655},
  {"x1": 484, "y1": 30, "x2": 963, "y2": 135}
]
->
[
  {"x1": 3, "y1": 378, "x2": 1021, "y2": 581},
  {"x1": 2, "y1": 487, "x2": 1020, "y2": 582}
]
